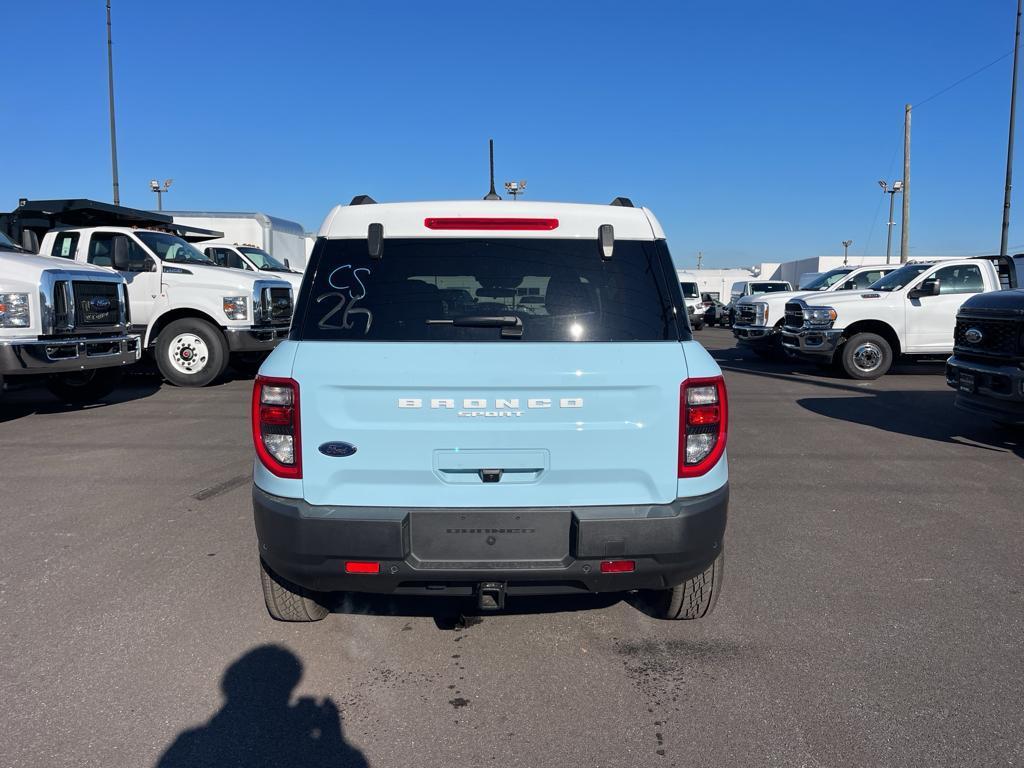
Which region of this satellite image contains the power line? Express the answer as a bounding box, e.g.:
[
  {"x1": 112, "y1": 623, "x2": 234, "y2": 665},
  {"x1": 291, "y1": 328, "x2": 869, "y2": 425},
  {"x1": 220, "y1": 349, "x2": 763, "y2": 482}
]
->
[{"x1": 913, "y1": 51, "x2": 1013, "y2": 109}]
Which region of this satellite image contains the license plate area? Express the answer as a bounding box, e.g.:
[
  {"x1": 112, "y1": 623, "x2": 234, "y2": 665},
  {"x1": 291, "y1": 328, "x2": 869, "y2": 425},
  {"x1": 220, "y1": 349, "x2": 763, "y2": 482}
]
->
[
  {"x1": 409, "y1": 510, "x2": 571, "y2": 566},
  {"x1": 959, "y1": 372, "x2": 976, "y2": 393}
]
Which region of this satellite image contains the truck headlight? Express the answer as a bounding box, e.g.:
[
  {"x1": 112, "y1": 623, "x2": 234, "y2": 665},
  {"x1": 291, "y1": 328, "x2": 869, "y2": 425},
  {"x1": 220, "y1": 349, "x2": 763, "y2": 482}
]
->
[
  {"x1": 223, "y1": 296, "x2": 248, "y2": 320},
  {"x1": 0, "y1": 293, "x2": 30, "y2": 327},
  {"x1": 754, "y1": 302, "x2": 769, "y2": 325},
  {"x1": 803, "y1": 306, "x2": 837, "y2": 327}
]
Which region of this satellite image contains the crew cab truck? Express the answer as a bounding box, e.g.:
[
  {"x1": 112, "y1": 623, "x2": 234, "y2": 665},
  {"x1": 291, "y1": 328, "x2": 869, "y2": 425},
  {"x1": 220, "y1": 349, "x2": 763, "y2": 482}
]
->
[
  {"x1": 10, "y1": 199, "x2": 294, "y2": 387},
  {"x1": 781, "y1": 257, "x2": 1006, "y2": 379},
  {"x1": 197, "y1": 243, "x2": 304, "y2": 293},
  {"x1": 726, "y1": 280, "x2": 791, "y2": 326},
  {"x1": 677, "y1": 271, "x2": 704, "y2": 330},
  {"x1": 252, "y1": 196, "x2": 728, "y2": 621},
  {"x1": 945, "y1": 262, "x2": 1023, "y2": 425},
  {"x1": 732, "y1": 264, "x2": 897, "y2": 357},
  {"x1": 0, "y1": 229, "x2": 139, "y2": 402}
]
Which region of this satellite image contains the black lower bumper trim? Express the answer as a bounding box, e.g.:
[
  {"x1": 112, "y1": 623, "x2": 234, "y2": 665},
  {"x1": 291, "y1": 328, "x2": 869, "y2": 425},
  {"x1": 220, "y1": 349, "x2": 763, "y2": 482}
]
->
[{"x1": 253, "y1": 485, "x2": 728, "y2": 595}]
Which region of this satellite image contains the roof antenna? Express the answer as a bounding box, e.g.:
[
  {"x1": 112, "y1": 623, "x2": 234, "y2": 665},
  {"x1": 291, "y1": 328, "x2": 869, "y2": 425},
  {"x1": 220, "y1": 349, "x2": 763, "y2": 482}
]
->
[{"x1": 483, "y1": 138, "x2": 501, "y2": 200}]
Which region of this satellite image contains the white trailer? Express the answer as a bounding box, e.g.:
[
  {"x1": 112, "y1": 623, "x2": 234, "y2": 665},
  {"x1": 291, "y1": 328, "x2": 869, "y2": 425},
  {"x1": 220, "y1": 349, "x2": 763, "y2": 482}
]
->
[{"x1": 164, "y1": 211, "x2": 309, "y2": 270}]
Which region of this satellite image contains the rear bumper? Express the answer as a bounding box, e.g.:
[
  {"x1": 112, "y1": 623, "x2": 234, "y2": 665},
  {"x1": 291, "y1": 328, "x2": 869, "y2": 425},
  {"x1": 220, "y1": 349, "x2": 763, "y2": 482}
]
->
[
  {"x1": 946, "y1": 355, "x2": 1024, "y2": 424},
  {"x1": 0, "y1": 333, "x2": 140, "y2": 375},
  {"x1": 253, "y1": 484, "x2": 728, "y2": 596},
  {"x1": 224, "y1": 325, "x2": 290, "y2": 353},
  {"x1": 781, "y1": 326, "x2": 843, "y2": 359}
]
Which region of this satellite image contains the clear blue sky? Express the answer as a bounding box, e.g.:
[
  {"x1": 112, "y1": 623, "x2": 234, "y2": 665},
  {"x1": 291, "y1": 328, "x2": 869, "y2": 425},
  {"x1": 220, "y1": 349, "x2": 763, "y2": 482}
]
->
[{"x1": 3, "y1": 1, "x2": 1023, "y2": 267}]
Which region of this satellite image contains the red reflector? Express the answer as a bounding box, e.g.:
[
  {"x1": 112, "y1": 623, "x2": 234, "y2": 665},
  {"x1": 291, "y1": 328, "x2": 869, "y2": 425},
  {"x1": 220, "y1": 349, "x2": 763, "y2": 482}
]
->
[
  {"x1": 344, "y1": 561, "x2": 380, "y2": 574},
  {"x1": 423, "y1": 217, "x2": 559, "y2": 231},
  {"x1": 687, "y1": 405, "x2": 721, "y2": 426},
  {"x1": 600, "y1": 560, "x2": 636, "y2": 574},
  {"x1": 260, "y1": 404, "x2": 293, "y2": 425}
]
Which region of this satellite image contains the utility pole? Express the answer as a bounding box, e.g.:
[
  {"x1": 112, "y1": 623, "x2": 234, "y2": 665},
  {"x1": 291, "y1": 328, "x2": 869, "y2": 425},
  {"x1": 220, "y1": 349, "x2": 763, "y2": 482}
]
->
[
  {"x1": 1001, "y1": 0, "x2": 1022, "y2": 257},
  {"x1": 842, "y1": 240, "x2": 853, "y2": 265},
  {"x1": 106, "y1": 0, "x2": 120, "y2": 205},
  {"x1": 900, "y1": 104, "x2": 911, "y2": 263},
  {"x1": 696, "y1": 251, "x2": 703, "y2": 269}
]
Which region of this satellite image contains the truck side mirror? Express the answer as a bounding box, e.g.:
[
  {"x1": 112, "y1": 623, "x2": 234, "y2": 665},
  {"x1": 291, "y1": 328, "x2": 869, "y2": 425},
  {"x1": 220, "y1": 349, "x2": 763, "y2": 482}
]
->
[
  {"x1": 283, "y1": 258, "x2": 290, "y2": 269},
  {"x1": 20, "y1": 230, "x2": 39, "y2": 253},
  {"x1": 112, "y1": 237, "x2": 130, "y2": 271},
  {"x1": 908, "y1": 277, "x2": 940, "y2": 299}
]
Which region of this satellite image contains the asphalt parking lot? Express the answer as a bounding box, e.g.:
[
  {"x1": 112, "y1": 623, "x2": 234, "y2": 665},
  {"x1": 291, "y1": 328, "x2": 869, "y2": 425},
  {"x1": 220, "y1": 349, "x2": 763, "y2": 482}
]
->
[{"x1": 1, "y1": 327, "x2": 1022, "y2": 768}]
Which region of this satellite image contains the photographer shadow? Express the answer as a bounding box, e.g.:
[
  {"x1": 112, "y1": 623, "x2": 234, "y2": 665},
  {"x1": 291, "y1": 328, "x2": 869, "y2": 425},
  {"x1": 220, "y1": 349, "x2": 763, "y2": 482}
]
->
[{"x1": 156, "y1": 645, "x2": 368, "y2": 768}]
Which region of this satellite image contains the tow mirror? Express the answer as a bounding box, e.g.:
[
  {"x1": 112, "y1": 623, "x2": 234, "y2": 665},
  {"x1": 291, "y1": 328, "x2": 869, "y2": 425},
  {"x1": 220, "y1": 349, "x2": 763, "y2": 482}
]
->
[
  {"x1": 20, "y1": 230, "x2": 39, "y2": 253},
  {"x1": 283, "y1": 258, "x2": 291, "y2": 269},
  {"x1": 909, "y1": 277, "x2": 940, "y2": 299},
  {"x1": 112, "y1": 237, "x2": 130, "y2": 271}
]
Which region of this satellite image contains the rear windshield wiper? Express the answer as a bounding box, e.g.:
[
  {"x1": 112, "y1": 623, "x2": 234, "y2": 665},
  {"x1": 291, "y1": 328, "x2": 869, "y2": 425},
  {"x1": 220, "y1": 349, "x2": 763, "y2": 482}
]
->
[{"x1": 426, "y1": 314, "x2": 523, "y2": 338}]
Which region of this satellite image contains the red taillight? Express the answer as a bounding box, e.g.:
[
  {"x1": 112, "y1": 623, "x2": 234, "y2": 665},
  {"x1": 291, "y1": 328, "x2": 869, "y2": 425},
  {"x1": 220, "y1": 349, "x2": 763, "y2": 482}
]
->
[
  {"x1": 600, "y1": 560, "x2": 636, "y2": 574},
  {"x1": 252, "y1": 375, "x2": 301, "y2": 479},
  {"x1": 423, "y1": 217, "x2": 559, "y2": 231},
  {"x1": 344, "y1": 561, "x2": 380, "y2": 574},
  {"x1": 679, "y1": 376, "x2": 728, "y2": 478}
]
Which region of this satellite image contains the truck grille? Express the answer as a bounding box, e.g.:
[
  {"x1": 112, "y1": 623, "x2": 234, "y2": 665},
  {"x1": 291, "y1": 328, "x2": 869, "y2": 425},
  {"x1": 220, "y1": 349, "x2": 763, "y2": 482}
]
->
[
  {"x1": 953, "y1": 316, "x2": 1022, "y2": 358},
  {"x1": 73, "y1": 281, "x2": 121, "y2": 327},
  {"x1": 784, "y1": 302, "x2": 804, "y2": 327},
  {"x1": 736, "y1": 305, "x2": 756, "y2": 326},
  {"x1": 261, "y1": 287, "x2": 293, "y2": 325}
]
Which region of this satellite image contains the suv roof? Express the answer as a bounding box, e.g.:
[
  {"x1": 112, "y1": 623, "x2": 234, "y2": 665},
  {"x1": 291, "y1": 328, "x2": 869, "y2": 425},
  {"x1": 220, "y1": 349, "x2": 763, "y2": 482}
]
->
[{"x1": 318, "y1": 199, "x2": 665, "y2": 240}]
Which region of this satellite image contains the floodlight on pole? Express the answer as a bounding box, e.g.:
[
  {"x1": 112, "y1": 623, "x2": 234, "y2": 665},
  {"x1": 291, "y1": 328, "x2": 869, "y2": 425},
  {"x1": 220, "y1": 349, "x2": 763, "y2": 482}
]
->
[
  {"x1": 504, "y1": 180, "x2": 527, "y2": 200},
  {"x1": 879, "y1": 179, "x2": 903, "y2": 263},
  {"x1": 842, "y1": 240, "x2": 853, "y2": 265},
  {"x1": 150, "y1": 178, "x2": 173, "y2": 210}
]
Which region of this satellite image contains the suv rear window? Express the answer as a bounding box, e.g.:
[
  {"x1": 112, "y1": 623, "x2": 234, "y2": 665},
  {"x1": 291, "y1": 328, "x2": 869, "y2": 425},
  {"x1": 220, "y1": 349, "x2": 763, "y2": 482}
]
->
[{"x1": 295, "y1": 237, "x2": 685, "y2": 342}]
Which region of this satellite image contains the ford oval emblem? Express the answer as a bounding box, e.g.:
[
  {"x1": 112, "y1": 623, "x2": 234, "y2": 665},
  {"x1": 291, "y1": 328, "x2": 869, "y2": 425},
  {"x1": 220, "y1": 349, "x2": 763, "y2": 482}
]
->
[
  {"x1": 89, "y1": 297, "x2": 112, "y2": 312},
  {"x1": 964, "y1": 327, "x2": 984, "y2": 344},
  {"x1": 318, "y1": 441, "x2": 357, "y2": 457}
]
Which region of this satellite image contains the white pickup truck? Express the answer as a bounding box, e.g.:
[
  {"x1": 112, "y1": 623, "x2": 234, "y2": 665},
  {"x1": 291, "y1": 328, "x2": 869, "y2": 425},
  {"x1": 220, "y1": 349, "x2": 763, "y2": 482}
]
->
[
  {"x1": 0, "y1": 230, "x2": 139, "y2": 402},
  {"x1": 36, "y1": 224, "x2": 294, "y2": 386},
  {"x1": 781, "y1": 257, "x2": 1007, "y2": 379},
  {"x1": 733, "y1": 264, "x2": 898, "y2": 357},
  {"x1": 198, "y1": 242, "x2": 304, "y2": 292}
]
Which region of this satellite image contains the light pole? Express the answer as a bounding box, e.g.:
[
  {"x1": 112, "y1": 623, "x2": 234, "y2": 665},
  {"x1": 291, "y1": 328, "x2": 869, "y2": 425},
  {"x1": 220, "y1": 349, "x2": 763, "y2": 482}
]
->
[
  {"x1": 106, "y1": 0, "x2": 120, "y2": 205},
  {"x1": 150, "y1": 179, "x2": 173, "y2": 210},
  {"x1": 1001, "y1": 0, "x2": 1023, "y2": 257},
  {"x1": 504, "y1": 180, "x2": 527, "y2": 200},
  {"x1": 842, "y1": 240, "x2": 853, "y2": 265},
  {"x1": 878, "y1": 180, "x2": 903, "y2": 263}
]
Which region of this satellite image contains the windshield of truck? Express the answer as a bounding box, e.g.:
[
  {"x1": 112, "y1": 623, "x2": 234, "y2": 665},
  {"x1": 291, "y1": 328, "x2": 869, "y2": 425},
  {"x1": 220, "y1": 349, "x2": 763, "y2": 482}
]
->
[
  {"x1": 802, "y1": 268, "x2": 852, "y2": 291},
  {"x1": 239, "y1": 246, "x2": 289, "y2": 271},
  {"x1": 750, "y1": 282, "x2": 790, "y2": 293},
  {"x1": 870, "y1": 263, "x2": 931, "y2": 291},
  {"x1": 136, "y1": 231, "x2": 216, "y2": 265},
  {"x1": 0, "y1": 231, "x2": 20, "y2": 250},
  {"x1": 679, "y1": 281, "x2": 699, "y2": 298},
  {"x1": 297, "y1": 238, "x2": 684, "y2": 342}
]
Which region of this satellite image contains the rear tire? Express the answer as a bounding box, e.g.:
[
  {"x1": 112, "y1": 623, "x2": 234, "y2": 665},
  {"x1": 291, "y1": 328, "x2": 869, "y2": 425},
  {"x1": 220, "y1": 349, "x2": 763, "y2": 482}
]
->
[
  {"x1": 46, "y1": 368, "x2": 124, "y2": 404},
  {"x1": 260, "y1": 558, "x2": 329, "y2": 622},
  {"x1": 648, "y1": 551, "x2": 723, "y2": 620},
  {"x1": 155, "y1": 318, "x2": 228, "y2": 387},
  {"x1": 839, "y1": 332, "x2": 892, "y2": 380}
]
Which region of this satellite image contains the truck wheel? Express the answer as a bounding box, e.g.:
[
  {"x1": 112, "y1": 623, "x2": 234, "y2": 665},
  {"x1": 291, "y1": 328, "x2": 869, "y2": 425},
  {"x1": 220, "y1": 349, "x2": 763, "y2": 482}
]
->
[
  {"x1": 46, "y1": 368, "x2": 124, "y2": 404},
  {"x1": 259, "y1": 558, "x2": 329, "y2": 622},
  {"x1": 840, "y1": 332, "x2": 892, "y2": 380},
  {"x1": 648, "y1": 552, "x2": 723, "y2": 620},
  {"x1": 155, "y1": 318, "x2": 228, "y2": 387}
]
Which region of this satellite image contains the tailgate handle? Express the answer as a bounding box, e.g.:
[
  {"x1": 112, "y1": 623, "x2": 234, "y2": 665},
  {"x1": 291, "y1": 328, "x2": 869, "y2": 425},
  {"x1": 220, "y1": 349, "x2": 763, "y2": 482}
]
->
[{"x1": 479, "y1": 469, "x2": 503, "y2": 483}]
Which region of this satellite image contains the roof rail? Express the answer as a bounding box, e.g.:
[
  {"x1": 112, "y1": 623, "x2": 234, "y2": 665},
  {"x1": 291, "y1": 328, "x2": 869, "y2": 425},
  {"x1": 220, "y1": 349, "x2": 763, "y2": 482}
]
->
[
  {"x1": 349, "y1": 195, "x2": 377, "y2": 206},
  {"x1": 610, "y1": 197, "x2": 634, "y2": 208}
]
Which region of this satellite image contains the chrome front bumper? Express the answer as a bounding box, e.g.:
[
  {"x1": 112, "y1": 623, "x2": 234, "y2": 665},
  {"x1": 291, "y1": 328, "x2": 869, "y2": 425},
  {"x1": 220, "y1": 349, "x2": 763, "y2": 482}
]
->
[
  {"x1": 0, "y1": 334, "x2": 141, "y2": 375},
  {"x1": 780, "y1": 326, "x2": 843, "y2": 357},
  {"x1": 732, "y1": 324, "x2": 776, "y2": 345},
  {"x1": 224, "y1": 325, "x2": 290, "y2": 353}
]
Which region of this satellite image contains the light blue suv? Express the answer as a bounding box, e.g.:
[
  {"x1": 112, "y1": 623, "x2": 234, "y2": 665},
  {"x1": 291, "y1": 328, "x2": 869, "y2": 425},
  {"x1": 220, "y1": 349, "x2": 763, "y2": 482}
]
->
[{"x1": 251, "y1": 196, "x2": 728, "y2": 621}]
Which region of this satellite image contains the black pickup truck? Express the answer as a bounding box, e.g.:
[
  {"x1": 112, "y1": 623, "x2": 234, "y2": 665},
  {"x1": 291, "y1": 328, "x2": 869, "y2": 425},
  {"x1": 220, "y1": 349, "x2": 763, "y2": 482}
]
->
[{"x1": 945, "y1": 257, "x2": 1023, "y2": 426}]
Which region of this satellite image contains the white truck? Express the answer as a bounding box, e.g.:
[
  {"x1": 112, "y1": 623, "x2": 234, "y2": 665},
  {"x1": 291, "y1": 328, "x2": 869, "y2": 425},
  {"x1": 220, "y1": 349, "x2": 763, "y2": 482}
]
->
[
  {"x1": 676, "y1": 270, "x2": 705, "y2": 330},
  {"x1": 781, "y1": 257, "x2": 1009, "y2": 379},
  {"x1": 195, "y1": 242, "x2": 304, "y2": 293},
  {"x1": 0, "y1": 229, "x2": 139, "y2": 402},
  {"x1": 12, "y1": 200, "x2": 294, "y2": 387},
  {"x1": 166, "y1": 211, "x2": 309, "y2": 271},
  {"x1": 732, "y1": 264, "x2": 898, "y2": 357}
]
